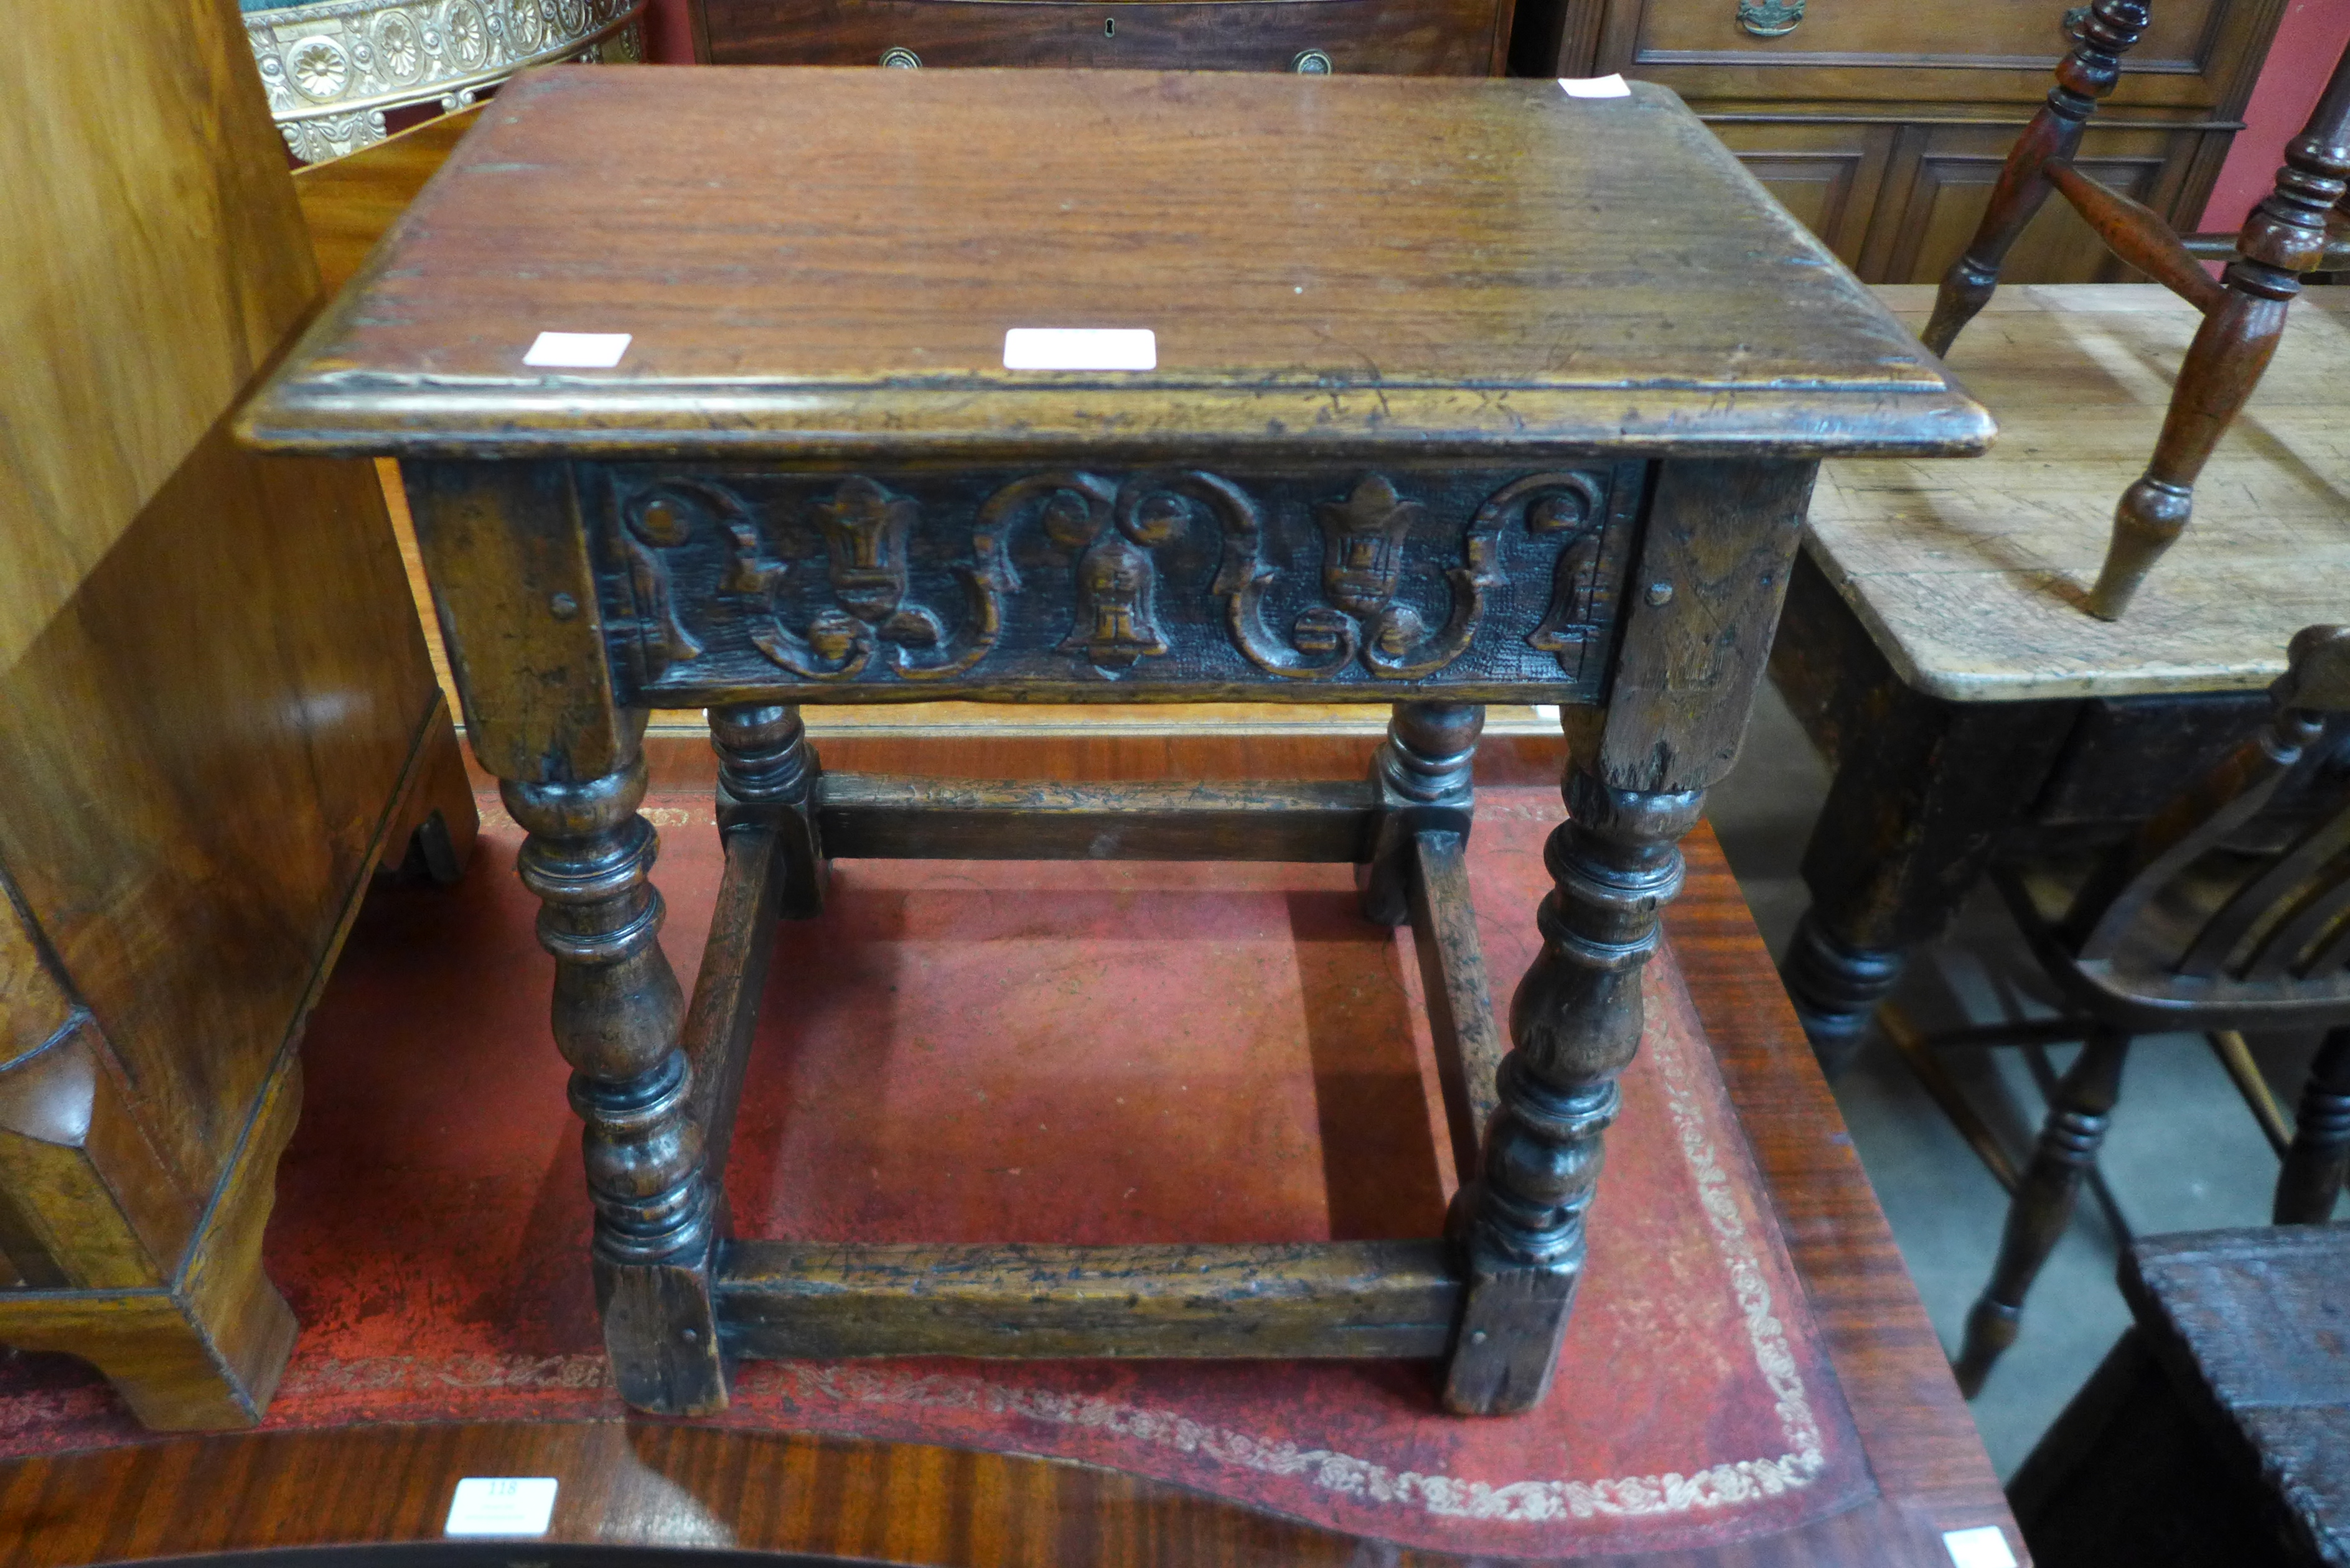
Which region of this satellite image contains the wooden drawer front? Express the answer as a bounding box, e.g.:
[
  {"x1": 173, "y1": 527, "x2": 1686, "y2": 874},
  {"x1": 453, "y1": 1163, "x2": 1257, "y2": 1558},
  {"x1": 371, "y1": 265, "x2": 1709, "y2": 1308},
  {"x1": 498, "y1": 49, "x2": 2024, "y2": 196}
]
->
[
  {"x1": 1589, "y1": 0, "x2": 2264, "y2": 112},
  {"x1": 588, "y1": 462, "x2": 1642, "y2": 706},
  {"x1": 701, "y1": 0, "x2": 1507, "y2": 75}
]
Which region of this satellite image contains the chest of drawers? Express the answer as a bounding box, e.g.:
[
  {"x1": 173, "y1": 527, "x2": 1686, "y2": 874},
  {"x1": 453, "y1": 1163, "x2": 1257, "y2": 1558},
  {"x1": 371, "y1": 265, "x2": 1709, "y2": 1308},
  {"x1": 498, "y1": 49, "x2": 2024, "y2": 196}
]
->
[
  {"x1": 1524, "y1": 0, "x2": 2288, "y2": 282},
  {"x1": 693, "y1": 0, "x2": 1513, "y2": 75}
]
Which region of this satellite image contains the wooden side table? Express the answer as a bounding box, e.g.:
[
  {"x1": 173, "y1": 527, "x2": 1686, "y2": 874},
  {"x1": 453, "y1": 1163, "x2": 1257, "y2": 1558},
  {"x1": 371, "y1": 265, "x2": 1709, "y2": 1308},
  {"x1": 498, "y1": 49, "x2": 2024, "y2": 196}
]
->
[
  {"x1": 1773, "y1": 285, "x2": 2350, "y2": 1063},
  {"x1": 240, "y1": 66, "x2": 1988, "y2": 1419}
]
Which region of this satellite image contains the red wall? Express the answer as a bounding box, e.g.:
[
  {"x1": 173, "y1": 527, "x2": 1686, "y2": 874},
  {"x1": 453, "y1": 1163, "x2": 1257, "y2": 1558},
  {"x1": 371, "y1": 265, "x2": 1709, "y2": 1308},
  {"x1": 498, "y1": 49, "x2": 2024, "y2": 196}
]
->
[{"x1": 2198, "y1": 0, "x2": 2350, "y2": 230}]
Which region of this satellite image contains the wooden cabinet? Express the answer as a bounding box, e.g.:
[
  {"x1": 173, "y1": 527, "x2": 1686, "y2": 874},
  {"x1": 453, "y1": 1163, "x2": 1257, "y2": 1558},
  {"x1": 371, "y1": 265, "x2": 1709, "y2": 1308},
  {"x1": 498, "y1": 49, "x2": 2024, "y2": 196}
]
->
[
  {"x1": 1528, "y1": 0, "x2": 2288, "y2": 282},
  {"x1": 693, "y1": 0, "x2": 1514, "y2": 74},
  {"x1": 0, "y1": 0, "x2": 473, "y2": 1429}
]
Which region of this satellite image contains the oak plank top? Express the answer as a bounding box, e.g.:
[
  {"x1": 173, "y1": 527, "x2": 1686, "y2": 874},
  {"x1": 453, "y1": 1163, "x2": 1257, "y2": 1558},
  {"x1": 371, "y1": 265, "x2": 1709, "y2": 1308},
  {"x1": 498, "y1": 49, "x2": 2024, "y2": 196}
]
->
[
  {"x1": 1809, "y1": 285, "x2": 2350, "y2": 702},
  {"x1": 239, "y1": 66, "x2": 1988, "y2": 463}
]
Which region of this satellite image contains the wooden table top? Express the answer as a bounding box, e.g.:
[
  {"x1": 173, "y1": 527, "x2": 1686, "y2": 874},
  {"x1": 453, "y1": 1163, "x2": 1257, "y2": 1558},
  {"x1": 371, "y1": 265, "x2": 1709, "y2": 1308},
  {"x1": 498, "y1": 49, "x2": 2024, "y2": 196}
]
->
[
  {"x1": 0, "y1": 734, "x2": 2017, "y2": 1567},
  {"x1": 240, "y1": 68, "x2": 1987, "y2": 463},
  {"x1": 1807, "y1": 285, "x2": 2350, "y2": 702}
]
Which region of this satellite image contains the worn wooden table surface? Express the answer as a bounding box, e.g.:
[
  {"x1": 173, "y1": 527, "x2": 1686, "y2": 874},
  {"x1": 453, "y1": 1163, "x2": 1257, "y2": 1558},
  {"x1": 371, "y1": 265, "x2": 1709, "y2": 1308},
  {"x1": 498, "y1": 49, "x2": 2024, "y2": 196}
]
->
[
  {"x1": 1777, "y1": 282, "x2": 2350, "y2": 1055},
  {"x1": 1806, "y1": 284, "x2": 2350, "y2": 702},
  {"x1": 0, "y1": 733, "x2": 2019, "y2": 1567}
]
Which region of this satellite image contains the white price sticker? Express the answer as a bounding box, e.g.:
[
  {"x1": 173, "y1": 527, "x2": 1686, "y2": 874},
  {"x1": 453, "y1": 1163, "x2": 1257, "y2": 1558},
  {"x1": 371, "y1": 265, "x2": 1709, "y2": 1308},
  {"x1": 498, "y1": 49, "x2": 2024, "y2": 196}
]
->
[
  {"x1": 523, "y1": 332, "x2": 632, "y2": 368},
  {"x1": 445, "y1": 1477, "x2": 559, "y2": 1537},
  {"x1": 1003, "y1": 327, "x2": 1158, "y2": 371},
  {"x1": 1942, "y1": 1525, "x2": 2018, "y2": 1568},
  {"x1": 1559, "y1": 74, "x2": 1632, "y2": 98}
]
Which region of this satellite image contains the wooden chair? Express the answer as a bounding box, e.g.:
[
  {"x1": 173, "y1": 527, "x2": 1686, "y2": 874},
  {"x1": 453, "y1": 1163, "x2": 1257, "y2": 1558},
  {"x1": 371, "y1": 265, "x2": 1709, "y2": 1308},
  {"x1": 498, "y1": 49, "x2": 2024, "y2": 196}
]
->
[
  {"x1": 1922, "y1": 0, "x2": 2350, "y2": 619},
  {"x1": 1929, "y1": 626, "x2": 2350, "y2": 1396}
]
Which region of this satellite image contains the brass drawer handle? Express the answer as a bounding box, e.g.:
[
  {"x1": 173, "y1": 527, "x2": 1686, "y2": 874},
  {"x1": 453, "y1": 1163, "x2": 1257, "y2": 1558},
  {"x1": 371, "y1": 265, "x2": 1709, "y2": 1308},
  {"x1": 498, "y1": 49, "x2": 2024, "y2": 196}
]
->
[
  {"x1": 1293, "y1": 49, "x2": 1333, "y2": 73},
  {"x1": 879, "y1": 46, "x2": 922, "y2": 67},
  {"x1": 1736, "y1": 0, "x2": 1802, "y2": 37}
]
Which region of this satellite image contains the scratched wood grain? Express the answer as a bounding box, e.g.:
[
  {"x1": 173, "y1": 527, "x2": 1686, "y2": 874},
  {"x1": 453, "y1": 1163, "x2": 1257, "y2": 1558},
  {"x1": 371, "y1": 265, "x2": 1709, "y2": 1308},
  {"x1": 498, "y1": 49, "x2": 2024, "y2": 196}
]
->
[{"x1": 1807, "y1": 284, "x2": 2350, "y2": 702}]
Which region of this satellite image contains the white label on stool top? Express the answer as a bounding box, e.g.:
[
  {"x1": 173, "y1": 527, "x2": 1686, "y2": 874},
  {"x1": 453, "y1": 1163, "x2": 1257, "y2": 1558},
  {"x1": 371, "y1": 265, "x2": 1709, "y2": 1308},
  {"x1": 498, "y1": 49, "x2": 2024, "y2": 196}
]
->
[
  {"x1": 1559, "y1": 74, "x2": 1631, "y2": 98},
  {"x1": 445, "y1": 1477, "x2": 559, "y2": 1537},
  {"x1": 1003, "y1": 328, "x2": 1157, "y2": 371},
  {"x1": 1940, "y1": 1526, "x2": 2018, "y2": 1568},
  {"x1": 524, "y1": 331, "x2": 632, "y2": 368}
]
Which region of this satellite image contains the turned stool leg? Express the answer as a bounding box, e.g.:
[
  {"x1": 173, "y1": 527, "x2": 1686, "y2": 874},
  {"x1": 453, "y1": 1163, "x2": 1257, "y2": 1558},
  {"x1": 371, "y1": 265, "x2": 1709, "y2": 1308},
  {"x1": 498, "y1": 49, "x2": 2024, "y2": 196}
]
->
[
  {"x1": 504, "y1": 758, "x2": 724, "y2": 1414},
  {"x1": 1953, "y1": 1029, "x2": 2130, "y2": 1399},
  {"x1": 1921, "y1": 1, "x2": 2149, "y2": 356},
  {"x1": 1360, "y1": 701, "x2": 1482, "y2": 926},
  {"x1": 712, "y1": 702, "x2": 825, "y2": 918},
  {"x1": 1443, "y1": 760, "x2": 1703, "y2": 1414},
  {"x1": 2276, "y1": 1027, "x2": 2350, "y2": 1224}
]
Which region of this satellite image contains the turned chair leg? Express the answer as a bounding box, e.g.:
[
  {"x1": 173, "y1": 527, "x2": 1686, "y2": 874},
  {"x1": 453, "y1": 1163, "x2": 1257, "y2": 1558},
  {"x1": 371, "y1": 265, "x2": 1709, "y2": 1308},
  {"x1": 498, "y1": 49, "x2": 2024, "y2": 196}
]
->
[
  {"x1": 503, "y1": 756, "x2": 726, "y2": 1414},
  {"x1": 2084, "y1": 47, "x2": 2350, "y2": 618},
  {"x1": 2276, "y1": 1027, "x2": 2350, "y2": 1224},
  {"x1": 2084, "y1": 292, "x2": 2293, "y2": 619},
  {"x1": 1953, "y1": 1030, "x2": 2130, "y2": 1398},
  {"x1": 1921, "y1": 0, "x2": 2150, "y2": 357},
  {"x1": 1443, "y1": 760, "x2": 1702, "y2": 1414}
]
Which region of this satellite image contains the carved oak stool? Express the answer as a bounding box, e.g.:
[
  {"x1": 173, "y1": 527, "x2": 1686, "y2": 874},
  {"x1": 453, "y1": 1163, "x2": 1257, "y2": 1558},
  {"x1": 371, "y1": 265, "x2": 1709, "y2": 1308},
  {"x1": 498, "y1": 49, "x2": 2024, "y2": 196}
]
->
[{"x1": 241, "y1": 66, "x2": 1988, "y2": 1416}]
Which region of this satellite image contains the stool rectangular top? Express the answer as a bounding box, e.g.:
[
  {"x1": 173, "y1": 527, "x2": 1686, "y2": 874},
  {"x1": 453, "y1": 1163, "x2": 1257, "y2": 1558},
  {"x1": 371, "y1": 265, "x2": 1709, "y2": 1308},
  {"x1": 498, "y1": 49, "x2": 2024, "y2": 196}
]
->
[{"x1": 241, "y1": 67, "x2": 1990, "y2": 464}]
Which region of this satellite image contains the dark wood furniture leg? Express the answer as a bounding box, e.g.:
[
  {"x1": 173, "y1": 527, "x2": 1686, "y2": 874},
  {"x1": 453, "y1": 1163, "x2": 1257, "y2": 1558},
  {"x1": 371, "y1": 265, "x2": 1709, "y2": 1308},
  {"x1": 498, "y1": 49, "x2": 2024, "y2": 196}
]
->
[
  {"x1": 1769, "y1": 553, "x2": 2077, "y2": 1069},
  {"x1": 712, "y1": 702, "x2": 825, "y2": 921},
  {"x1": 1359, "y1": 701, "x2": 1481, "y2": 927},
  {"x1": 2080, "y1": 48, "x2": 2350, "y2": 617},
  {"x1": 400, "y1": 460, "x2": 728, "y2": 1416},
  {"x1": 2275, "y1": 1025, "x2": 2350, "y2": 1223},
  {"x1": 1952, "y1": 1029, "x2": 2130, "y2": 1397},
  {"x1": 505, "y1": 759, "x2": 724, "y2": 1414},
  {"x1": 1446, "y1": 764, "x2": 1701, "y2": 1414},
  {"x1": 1444, "y1": 458, "x2": 1814, "y2": 1413}
]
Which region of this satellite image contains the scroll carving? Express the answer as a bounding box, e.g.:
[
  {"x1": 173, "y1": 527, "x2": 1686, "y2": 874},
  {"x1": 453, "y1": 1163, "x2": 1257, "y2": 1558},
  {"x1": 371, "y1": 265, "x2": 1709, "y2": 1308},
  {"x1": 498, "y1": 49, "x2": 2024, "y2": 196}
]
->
[
  {"x1": 1211, "y1": 473, "x2": 1505, "y2": 682},
  {"x1": 1506, "y1": 474, "x2": 1611, "y2": 678},
  {"x1": 974, "y1": 473, "x2": 1186, "y2": 677},
  {"x1": 746, "y1": 476, "x2": 1010, "y2": 682},
  {"x1": 596, "y1": 462, "x2": 1634, "y2": 700},
  {"x1": 619, "y1": 485, "x2": 715, "y2": 672}
]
